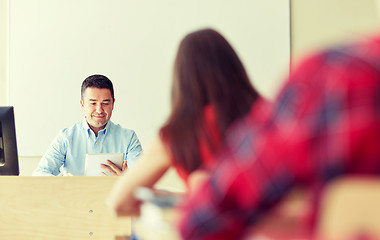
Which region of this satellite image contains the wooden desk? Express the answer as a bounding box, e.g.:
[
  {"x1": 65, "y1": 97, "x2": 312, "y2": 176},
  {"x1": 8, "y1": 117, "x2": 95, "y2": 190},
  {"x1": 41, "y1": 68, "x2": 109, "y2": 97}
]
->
[{"x1": 0, "y1": 176, "x2": 131, "y2": 240}]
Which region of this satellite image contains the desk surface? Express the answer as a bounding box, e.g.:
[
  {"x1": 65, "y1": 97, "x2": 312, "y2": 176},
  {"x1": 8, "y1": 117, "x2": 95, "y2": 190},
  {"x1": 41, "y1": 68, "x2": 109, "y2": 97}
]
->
[{"x1": 0, "y1": 176, "x2": 131, "y2": 240}]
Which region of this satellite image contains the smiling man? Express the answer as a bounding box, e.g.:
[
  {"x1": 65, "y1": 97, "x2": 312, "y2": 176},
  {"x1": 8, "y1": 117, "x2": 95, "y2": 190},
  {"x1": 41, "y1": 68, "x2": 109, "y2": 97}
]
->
[{"x1": 33, "y1": 74, "x2": 143, "y2": 176}]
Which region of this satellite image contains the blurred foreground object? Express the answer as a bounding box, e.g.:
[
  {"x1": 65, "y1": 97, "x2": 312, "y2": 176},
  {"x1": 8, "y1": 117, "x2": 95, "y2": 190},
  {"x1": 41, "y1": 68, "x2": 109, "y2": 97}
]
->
[
  {"x1": 133, "y1": 187, "x2": 183, "y2": 240},
  {"x1": 178, "y1": 30, "x2": 380, "y2": 240}
]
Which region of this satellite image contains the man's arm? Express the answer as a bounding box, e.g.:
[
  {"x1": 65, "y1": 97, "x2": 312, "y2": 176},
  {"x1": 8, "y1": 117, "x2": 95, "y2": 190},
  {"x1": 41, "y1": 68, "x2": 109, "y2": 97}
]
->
[
  {"x1": 125, "y1": 130, "x2": 143, "y2": 168},
  {"x1": 101, "y1": 130, "x2": 143, "y2": 176},
  {"x1": 32, "y1": 132, "x2": 67, "y2": 176}
]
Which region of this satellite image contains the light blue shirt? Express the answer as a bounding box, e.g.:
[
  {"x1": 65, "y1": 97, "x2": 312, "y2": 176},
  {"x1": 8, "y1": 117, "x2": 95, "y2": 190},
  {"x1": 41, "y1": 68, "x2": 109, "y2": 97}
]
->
[{"x1": 33, "y1": 119, "x2": 143, "y2": 176}]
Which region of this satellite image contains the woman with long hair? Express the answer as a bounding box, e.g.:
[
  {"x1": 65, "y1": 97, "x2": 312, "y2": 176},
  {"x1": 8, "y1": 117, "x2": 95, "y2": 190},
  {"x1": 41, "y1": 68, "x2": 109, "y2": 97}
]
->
[{"x1": 107, "y1": 28, "x2": 259, "y2": 215}]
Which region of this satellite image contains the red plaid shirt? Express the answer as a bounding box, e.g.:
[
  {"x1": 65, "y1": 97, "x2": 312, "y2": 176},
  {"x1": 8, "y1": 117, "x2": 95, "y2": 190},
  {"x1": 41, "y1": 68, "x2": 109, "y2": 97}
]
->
[{"x1": 178, "y1": 34, "x2": 380, "y2": 239}]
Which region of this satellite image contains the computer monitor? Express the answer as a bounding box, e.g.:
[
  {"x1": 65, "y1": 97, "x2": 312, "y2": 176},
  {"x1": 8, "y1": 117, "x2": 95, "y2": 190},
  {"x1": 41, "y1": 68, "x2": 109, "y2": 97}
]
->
[{"x1": 0, "y1": 107, "x2": 19, "y2": 175}]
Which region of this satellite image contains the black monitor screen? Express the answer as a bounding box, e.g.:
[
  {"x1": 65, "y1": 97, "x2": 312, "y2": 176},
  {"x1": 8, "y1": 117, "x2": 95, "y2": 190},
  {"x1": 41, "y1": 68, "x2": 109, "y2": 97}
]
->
[{"x1": 0, "y1": 107, "x2": 19, "y2": 175}]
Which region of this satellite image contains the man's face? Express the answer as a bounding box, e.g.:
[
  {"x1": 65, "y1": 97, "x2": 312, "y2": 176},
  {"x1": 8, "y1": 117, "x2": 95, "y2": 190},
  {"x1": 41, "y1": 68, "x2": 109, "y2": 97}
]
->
[{"x1": 80, "y1": 87, "x2": 114, "y2": 132}]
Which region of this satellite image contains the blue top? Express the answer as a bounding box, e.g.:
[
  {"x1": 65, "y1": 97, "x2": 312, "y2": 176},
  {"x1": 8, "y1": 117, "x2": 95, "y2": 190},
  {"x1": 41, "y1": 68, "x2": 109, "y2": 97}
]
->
[{"x1": 33, "y1": 119, "x2": 143, "y2": 176}]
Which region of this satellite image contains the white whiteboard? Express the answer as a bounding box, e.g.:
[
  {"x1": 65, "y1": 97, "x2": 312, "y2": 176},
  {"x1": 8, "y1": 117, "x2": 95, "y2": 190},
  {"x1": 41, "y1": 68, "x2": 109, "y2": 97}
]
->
[{"x1": 9, "y1": 0, "x2": 290, "y2": 156}]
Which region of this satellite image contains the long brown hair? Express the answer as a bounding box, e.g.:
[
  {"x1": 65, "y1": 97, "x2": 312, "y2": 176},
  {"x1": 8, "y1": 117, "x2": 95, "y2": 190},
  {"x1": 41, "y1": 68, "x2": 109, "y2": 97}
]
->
[{"x1": 160, "y1": 28, "x2": 259, "y2": 173}]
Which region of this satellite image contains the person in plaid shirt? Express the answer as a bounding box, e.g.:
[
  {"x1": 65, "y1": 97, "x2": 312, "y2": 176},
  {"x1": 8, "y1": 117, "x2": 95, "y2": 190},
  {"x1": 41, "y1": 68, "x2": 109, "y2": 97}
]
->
[{"x1": 178, "y1": 33, "x2": 380, "y2": 239}]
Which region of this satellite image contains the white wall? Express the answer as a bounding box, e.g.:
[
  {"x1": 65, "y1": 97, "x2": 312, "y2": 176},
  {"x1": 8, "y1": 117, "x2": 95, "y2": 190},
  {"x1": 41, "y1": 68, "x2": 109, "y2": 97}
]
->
[
  {"x1": 0, "y1": 0, "x2": 7, "y2": 105},
  {"x1": 8, "y1": 0, "x2": 290, "y2": 157},
  {"x1": 18, "y1": 156, "x2": 40, "y2": 176},
  {"x1": 291, "y1": 0, "x2": 380, "y2": 62}
]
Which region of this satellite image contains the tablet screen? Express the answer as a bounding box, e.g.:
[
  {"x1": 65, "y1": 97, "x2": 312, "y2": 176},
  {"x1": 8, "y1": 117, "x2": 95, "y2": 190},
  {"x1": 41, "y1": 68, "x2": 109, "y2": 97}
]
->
[{"x1": 84, "y1": 153, "x2": 125, "y2": 176}]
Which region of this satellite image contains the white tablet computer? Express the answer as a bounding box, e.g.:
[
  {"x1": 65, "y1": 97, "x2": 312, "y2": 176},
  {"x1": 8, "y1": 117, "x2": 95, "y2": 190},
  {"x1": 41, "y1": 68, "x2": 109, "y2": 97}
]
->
[{"x1": 84, "y1": 153, "x2": 125, "y2": 176}]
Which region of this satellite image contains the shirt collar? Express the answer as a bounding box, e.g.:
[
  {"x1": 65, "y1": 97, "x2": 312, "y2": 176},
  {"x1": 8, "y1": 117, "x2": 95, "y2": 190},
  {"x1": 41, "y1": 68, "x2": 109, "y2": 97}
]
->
[
  {"x1": 103, "y1": 120, "x2": 113, "y2": 133},
  {"x1": 82, "y1": 118, "x2": 113, "y2": 138}
]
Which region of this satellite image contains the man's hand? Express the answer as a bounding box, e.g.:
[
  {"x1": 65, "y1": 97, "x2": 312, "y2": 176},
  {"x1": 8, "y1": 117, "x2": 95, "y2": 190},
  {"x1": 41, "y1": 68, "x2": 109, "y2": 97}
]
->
[{"x1": 100, "y1": 160, "x2": 127, "y2": 176}]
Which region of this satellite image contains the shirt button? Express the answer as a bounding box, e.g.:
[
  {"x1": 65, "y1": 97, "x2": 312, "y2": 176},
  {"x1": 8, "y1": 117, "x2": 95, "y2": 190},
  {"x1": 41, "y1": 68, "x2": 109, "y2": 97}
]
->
[{"x1": 95, "y1": 142, "x2": 98, "y2": 145}]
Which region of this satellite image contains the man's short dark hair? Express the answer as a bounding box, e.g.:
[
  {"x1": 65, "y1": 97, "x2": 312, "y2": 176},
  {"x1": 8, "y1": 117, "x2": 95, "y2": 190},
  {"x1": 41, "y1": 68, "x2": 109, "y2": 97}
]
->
[{"x1": 81, "y1": 74, "x2": 114, "y2": 100}]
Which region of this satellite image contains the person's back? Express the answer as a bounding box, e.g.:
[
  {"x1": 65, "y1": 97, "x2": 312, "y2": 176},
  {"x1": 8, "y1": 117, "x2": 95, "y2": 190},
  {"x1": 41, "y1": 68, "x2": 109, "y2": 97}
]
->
[
  {"x1": 107, "y1": 28, "x2": 260, "y2": 216},
  {"x1": 159, "y1": 28, "x2": 259, "y2": 182},
  {"x1": 178, "y1": 33, "x2": 380, "y2": 239}
]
